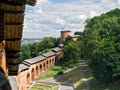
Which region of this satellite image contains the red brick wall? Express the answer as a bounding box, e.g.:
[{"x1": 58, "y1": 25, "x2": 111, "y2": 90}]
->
[
  {"x1": 17, "y1": 54, "x2": 57, "y2": 90},
  {"x1": 61, "y1": 31, "x2": 71, "y2": 43}
]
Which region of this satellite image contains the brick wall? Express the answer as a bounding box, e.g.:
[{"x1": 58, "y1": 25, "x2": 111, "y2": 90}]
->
[{"x1": 16, "y1": 50, "x2": 62, "y2": 90}]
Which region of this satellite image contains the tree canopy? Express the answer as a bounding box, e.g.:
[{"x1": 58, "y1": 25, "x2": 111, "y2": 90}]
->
[
  {"x1": 82, "y1": 8, "x2": 120, "y2": 81},
  {"x1": 20, "y1": 37, "x2": 60, "y2": 62}
]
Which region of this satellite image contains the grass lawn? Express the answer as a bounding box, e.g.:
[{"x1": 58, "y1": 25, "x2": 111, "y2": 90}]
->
[
  {"x1": 34, "y1": 60, "x2": 120, "y2": 90},
  {"x1": 38, "y1": 62, "x2": 88, "y2": 90},
  {"x1": 88, "y1": 68, "x2": 120, "y2": 90},
  {"x1": 38, "y1": 65, "x2": 65, "y2": 80},
  {"x1": 30, "y1": 82, "x2": 59, "y2": 90},
  {"x1": 36, "y1": 60, "x2": 90, "y2": 90},
  {"x1": 38, "y1": 61, "x2": 85, "y2": 80},
  {"x1": 57, "y1": 65, "x2": 87, "y2": 90},
  {"x1": 90, "y1": 79, "x2": 120, "y2": 90}
]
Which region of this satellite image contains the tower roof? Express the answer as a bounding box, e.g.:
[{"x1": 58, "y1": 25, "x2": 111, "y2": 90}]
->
[{"x1": 62, "y1": 24, "x2": 71, "y2": 32}]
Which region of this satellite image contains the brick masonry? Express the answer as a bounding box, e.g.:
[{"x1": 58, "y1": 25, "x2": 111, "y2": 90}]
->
[{"x1": 16, "y1": 47, "x2": 63, "y2": 90}]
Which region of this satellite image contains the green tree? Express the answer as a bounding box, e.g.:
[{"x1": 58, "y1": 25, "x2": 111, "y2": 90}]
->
[
  {"x1": 20, "y1": 37, "x2": 60, "y2": 61},
  {"x1": 62, "y1": 41, "x2": 81, "y2": 67},
  {"x1": 42, "y1": 37, "x2": 55, "y2": 49},
  {"x1": 30, "y1": 42, "x2": 39, "y2": 58},
  {"x1": 19, "y1": 44, "x2": 31, "y2": 62},
  {"x1": 64, "y1": 36, "x2": 73, "y2": 45},
  {"x1": 53, "y1": 37, "x2": 61, "y2": 47},
  {"x1": 82, "y1": 8, "x2": 120, "y2": 81}
]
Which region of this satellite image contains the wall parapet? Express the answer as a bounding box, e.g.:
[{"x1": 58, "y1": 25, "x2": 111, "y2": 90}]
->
[{"x1": 15, "y1": 46, "x2": 63, "y2": 90}]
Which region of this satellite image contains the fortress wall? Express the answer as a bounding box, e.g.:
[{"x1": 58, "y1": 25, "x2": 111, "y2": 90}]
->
[{"x1": 16, "y1": 47, "x2": 63, "y2": 90}]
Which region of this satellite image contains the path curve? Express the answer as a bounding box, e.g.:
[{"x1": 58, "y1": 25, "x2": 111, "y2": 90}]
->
[
  {"x1": 37, "y1": 77, "x2": 74, "y2": 90},
  {"x1": 30, "y1": 62, "x2": 87, "y2": 90},
  {"x1": 83, "y1": 67, "x2": 90, "y2": 90}
]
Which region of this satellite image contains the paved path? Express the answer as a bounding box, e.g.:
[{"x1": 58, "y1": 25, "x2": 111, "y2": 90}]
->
[
  {"x1": 8, "y1": 76, "x2": 18, "y2": 90},
  {"x1": 83, "y1": 67, "x2": 90, "y2": 90},
  {"x1": 59, "y1": 82, "x2": 74, "y2": 90},
  {"x1": 35, "y1": 77, "x2": 74, "y2": 90},
  {"x1": 30, "y1": 62, "x2": 87, "y2": 90}
]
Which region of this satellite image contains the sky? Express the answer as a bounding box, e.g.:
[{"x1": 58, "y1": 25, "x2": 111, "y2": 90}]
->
[{"x1": 22, "y1": 0, "x2": 120, "y2": 38}]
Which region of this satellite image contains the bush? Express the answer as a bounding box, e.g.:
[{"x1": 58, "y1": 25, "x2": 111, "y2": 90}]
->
[{"x1": 57, "y1": 70, "x2": 64, "y2": 75}]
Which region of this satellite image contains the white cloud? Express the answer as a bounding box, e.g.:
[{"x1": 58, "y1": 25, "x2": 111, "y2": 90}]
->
[
  {"x1": 117, "y1": 0, "x2": 120, "y2": 5},
  {"x1": 78, "y1": 15, "x2": 87, "y2": 20},
  {"x1": 89, "y1": 11, "x2": 98, "y2": 18},
  {"x1": 39, "y1": 0, "x2": 48, "y2": 3},
  {"x1": 23, "y1": 0, "x2": 120, "y2": 38},
  {"x1": 56, "y1": 17, "x2": 66, "y2": 25},
  {"x1": 36, "y1": 0, "x2": 50, "y2": 4}
]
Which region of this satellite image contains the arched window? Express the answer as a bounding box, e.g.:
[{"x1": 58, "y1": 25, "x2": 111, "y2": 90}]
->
[
  {"x1": 55, "y1": 55, "x2": 58, "y2": 64},
  {"x1": 46, "y1": 60, "x2": 49, "y2": 69},
  {"x1": 39, "y1": 64, "x2": 42, "y2": 73},
  {"x1": 50, "y1": 59, "x2": 51, "y2": 66},
  {"x1": 52, "y1": 58, "x2": 54, "y2": 63},
  {"x1": 43, "y1": 63, "x2": 46, "y2": 71},
  {"x1": 26, "y1": 73, "x2": 30, "y2": 85},
  {"x1": 36, "y1": 66, "x2": 38, "y2": 76},
  {"x1": 31, "y1": 68, "x2": 34, "y2": 80}
]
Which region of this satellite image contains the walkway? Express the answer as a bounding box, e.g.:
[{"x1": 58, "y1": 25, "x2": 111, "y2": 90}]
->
[
  {"x1": 83, "y1": 67, "x2": 90, "y2": 90},
  {"x1": 8, "y1": 76, "x2": 18, "y2": 90},
  {"x1": 33, "y1": 77, "x2": 74, "y2": 90},
  {"x1": 30, "y1": 62, "x2": 89, "y2": 90}
]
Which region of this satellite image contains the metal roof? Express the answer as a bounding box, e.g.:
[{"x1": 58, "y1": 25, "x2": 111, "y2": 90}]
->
[
  {"x1": 42, "y1": 51, "x2": 56, "y2": 58},
  {"x1": 58, "y1": 44, "x2": 64, "y2": 48},
  {"x1": 18, "y1": 63, "x2": 29, "y2": 73},
  {"x1": 52, "y1": 47, "x2": 62, "y2": 52},
  {"x1": 24, "y1": 55, "x2": 46, "y2": 64},
  {"x1": 71, "y1": 35, "x2": 79, "y2": 38},
  {"x1": 8, "y1": 76, "x2": 18, "y2": 90}
]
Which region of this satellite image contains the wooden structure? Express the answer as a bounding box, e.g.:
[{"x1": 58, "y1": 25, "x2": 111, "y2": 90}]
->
[{"x1": 0, "y1": 0, "x2": 36, "y2": 75}]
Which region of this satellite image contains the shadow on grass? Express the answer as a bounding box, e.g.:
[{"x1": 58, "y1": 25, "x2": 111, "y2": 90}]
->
[
  {"x1": 55, "y1": 65, "x2": 88, "y2": 90},
  {"x1": 87, "y1": 67, "x2": 120, "y2": 90},
  {"x1": 89, "y1": 78, "x2": 120, "y2": 90}
]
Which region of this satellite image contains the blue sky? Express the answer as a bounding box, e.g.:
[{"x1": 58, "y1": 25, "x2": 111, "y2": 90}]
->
[{"x1": 23, "y1": 0, "x2": 120, "y2": 38}]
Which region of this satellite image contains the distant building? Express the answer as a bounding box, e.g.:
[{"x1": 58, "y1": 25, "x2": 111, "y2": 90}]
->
[
  {"x1": 60, "y1": 24, "x2": 71, "y2": 43},
  {"x1": 60, "y1": 24, "x2": 79, "y2": 43},
  {"x1": 71, "y1": 35, "x2": 79, "y2": 41},
  {"x1": 60, "y1": 30, "x2": 71, "y2": 43}
]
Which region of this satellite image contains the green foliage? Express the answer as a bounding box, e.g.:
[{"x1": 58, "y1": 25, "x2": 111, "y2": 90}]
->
[
  {"x1": 82, "y1": 8, "x2": 120, "y2": 81},
  {"x1": 20, "y1": 37, "x2": 60, "y2": 62},
  {"x1": 30, "y1": 42, "x2": 39, "y2": 57},
  {"x1": 63, "y1": 41, "x2": 80, "y2": 61},
  {"x1": 41, "y1": 37, "x2": 55, "y2": 49},
  {"x1": 64, "y1": 36, "x2": 73, "y2": 45},
  {"x1": 74, "y1": 31, "x2": 83, "y2": 35},
  {"x1": 62, "y1": 38, "x2": 82, "y2": 68},
  {"x1": 57, "y1": 70, "x2": 64, "y2": 75},
  {"x1": 61, "y1": 31, "x2": 84, "y2": 68},
  {"x1": 39, "y1": 66, "x2": 64, "y2": 80},
  {"x1": 19, "y1": 44, "x2": 32, "y2": 62},
  {"x1": 53, "y1": 37, "x2": 61, "y2": 47}
]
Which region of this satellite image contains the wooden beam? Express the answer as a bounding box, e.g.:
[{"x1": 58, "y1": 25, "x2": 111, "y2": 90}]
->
[
  {"x1": 0, "y1": 9, "x2": 4, "y2": 40},
  {"x1": 0, "y1": 0, "x2": 36, "y2": 6},
  {"x1": 26, "y1": 0, "x2": 36, "y2": 6}
]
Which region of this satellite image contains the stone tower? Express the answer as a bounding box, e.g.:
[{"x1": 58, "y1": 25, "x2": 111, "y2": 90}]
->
[{"x1": 60, "y1": 24, "x2": 71, "y2": 43}]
